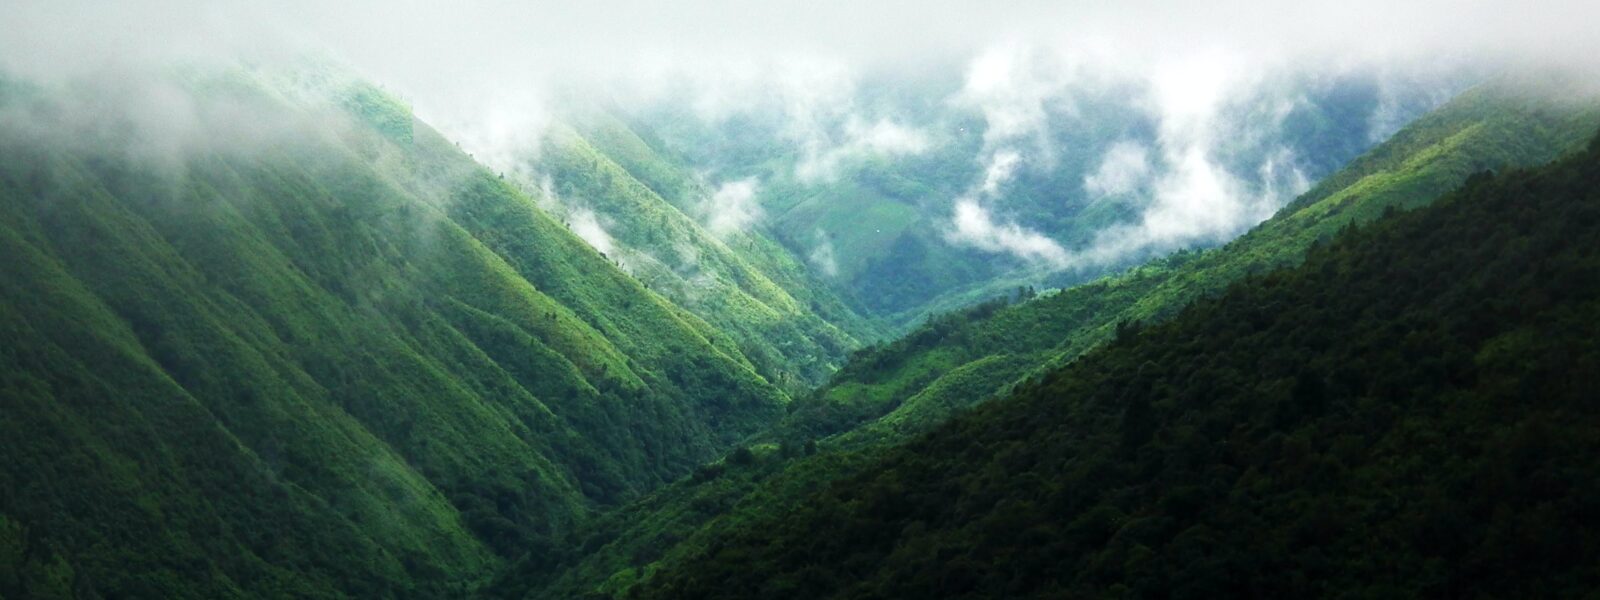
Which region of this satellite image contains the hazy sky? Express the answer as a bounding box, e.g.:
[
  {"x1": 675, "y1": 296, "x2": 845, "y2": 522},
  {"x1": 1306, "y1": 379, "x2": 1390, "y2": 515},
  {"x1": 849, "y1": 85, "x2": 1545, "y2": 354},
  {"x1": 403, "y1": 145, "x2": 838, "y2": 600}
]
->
[
  {"x1": 5, "y1": 0, "x2": 1598, "y2": 109},
  {"x1": 4, "y1": 0, "x2": 1597, "y2": 274}
]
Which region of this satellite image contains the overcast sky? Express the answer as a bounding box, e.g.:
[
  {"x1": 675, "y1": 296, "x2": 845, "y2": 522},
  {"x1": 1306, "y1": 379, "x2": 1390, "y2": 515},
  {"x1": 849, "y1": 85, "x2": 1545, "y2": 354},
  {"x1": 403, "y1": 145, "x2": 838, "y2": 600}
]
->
[
  {"x1": 4, "y1": 0, "x2": 1597, "y2": 274},
  {"x1": 4, "y1": 0, "x2": 1598, "y2": 105}
]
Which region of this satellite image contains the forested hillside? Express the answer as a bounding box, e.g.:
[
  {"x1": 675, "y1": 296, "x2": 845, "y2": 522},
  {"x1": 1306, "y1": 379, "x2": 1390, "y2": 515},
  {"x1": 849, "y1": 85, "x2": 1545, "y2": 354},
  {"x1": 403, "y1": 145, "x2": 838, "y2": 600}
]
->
[
  {"x1": 5, "y1": 1, "x2": 1599, "y2": 598},
  {"x1": 629, "y1": 69, "x2": 1453, "y2": 323},
  {"x1": 0, "y1": 69, "x2": 798, "y2": 598},
  {"x1": 491, "y1": 78, "x2": 1600, "y2": 600},
  {"x1": 633, "y1": 126, "x2": 1600, "y2": 600},
  {"x1": 527, "y1": 112, "x2": 883, "y2": 391},
  {"x1": 788, "y1": 77, "x2": 1600, "y2": 452}
]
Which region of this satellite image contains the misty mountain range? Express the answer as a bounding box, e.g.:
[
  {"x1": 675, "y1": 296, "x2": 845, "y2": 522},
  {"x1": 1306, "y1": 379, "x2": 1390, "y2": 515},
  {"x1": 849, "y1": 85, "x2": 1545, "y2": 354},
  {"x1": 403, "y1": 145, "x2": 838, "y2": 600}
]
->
[{"x1": 3, "y1": 1, "x2": 1600, "y2": 598}]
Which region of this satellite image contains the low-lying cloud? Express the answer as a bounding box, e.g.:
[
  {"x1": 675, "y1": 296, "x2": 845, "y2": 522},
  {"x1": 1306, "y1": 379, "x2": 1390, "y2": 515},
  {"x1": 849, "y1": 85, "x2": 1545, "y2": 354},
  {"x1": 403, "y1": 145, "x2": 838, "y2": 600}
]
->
[
  {"x1": 1083, "y1": 140, "x2": 1152, "y2": 198},
  {"x1": 808, "y1": 230, "x2": 840, "y2": 277},
  {"x1": 949, "y1": 199, "x2": 1071, "y2": 268},
  {"x1": 796, "y1": 116, "x2": 932, "y2": 182},
  {"x1": 569, "y1": 209, "x2": 619, "y2": 259},
  {"x1": 701, "y1": 177, "x2": 764, "y2": 237},
  {"x1": 5, "y1": 0, "x2": 1600, "y2": 283}
]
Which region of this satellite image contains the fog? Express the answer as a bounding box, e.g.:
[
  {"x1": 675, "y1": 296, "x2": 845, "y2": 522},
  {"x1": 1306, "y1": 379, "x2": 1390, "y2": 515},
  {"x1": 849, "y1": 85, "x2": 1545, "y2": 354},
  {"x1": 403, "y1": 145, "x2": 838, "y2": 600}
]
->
[
  {"x1": 4, "y1": 0, "x2": 1598, "y2": 275},
  {"x1": 7, "y1": 1, "x2": 1597, "y2": 136}
]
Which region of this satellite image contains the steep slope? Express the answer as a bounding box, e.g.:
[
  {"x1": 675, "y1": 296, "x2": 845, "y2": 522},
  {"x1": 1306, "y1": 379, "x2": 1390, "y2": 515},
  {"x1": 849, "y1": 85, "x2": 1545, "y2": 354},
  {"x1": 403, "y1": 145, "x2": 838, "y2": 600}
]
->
[
  {"x1": 0, "y1": 69, "x2": 787, "y2": 598},
  {"x1": 787, "y1": 77, "x2": 1600, "y2": 450},
  {"x1": 634, "y1": 126, "x2": 1600, "y2": 600},
  {"x1": 528, "y1": 113, "x2": 882, "y2": 391},
  {"x1": 496, "y1": 77, "x2": 1600, "y2": 599},
  {"x1": 631, "y1": 69, "x2": 1456, "y2": 322}
]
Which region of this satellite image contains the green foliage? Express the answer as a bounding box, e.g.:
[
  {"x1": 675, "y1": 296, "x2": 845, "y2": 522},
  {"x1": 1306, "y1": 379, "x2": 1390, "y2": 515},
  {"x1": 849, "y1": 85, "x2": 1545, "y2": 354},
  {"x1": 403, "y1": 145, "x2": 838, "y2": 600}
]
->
[
  {"x1": 341, "y1": 83, "x2": 415, "y2": 144},
  {"x1": 534, "y1": 118, "x2": 881, "y2": 392},
  {"x1": 513, "y1": 80, "x2": 1600, "y2": 600},
  {"x1": 630, "y1": 71, "x2": 1447, "y2": 322},
  {"x1": 0, "y1": 68, "x2": 791, "y2": 597},
  {"x1": 632, "y1": 129, "x2": 1600, "y2": 599},
  {"x1": 784, "y1": 78, "x2": 1600, "y2": 458}
]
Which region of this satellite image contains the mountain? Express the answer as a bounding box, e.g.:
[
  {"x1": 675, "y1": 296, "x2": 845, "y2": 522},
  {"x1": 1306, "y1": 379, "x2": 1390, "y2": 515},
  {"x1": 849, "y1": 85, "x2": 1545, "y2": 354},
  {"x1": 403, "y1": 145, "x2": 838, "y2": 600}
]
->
[
  {"x1": 784, "y1": 76, "x2": 1600, "y2": 451},
  {"x1": 626, "y1": 67, "x2": 1459, "y2": 324},
  {"x1": 493, "y1": 77, "x2": 1600, "y2": 599},
  {"x1": 0, "y1": 68, "x2": 803, "y2": 598},
  {"x1": 629, "y1": 120, "x2": 1600, "y2": 600},
  {"x1": 517, "y1": 110, "x2": 886, "y2": 391}
]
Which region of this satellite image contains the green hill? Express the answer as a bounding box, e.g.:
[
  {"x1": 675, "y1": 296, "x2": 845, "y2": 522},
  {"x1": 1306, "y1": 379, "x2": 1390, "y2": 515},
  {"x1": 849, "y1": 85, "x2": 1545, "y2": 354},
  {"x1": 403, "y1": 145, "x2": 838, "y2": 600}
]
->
[
  {"x1": 628, "y1": 70, "x2": 1452, "y2": 323},
  {"x1": 632, "y1": 121, "x2": 1600, "y2": 600},
  {"x1": 494, "y1": 78, "x2": 1600, "y2": 600},
  {"x1": 527, "y1": 112, "x2": 884, "y2": 391},
  {"x1": 0, "y1": 69, "x2": 792, "y2": 598},
  {"x1": 788, "y1": 77, "x2": 1600, "y2": 451}
]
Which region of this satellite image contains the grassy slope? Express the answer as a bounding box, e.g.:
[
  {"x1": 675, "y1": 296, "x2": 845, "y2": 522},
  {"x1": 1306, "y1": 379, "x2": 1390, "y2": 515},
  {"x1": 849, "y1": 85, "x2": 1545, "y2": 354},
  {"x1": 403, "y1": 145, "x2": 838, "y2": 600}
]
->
[
  {"x1": 0, "y1": 73, "x2": 789, "y2": 598},
  {"x1": 535, "y1": 114, "x2": 881, "y2": 391},
  {"x1": 503, "y1": 78, "x2": 1600, "y2": 599},
  {"x1": 799, "y1": 79, "x2": 1600, "y2": 451},
  {"x1": 634, "y1": 128, "x2": 1600, "y2": 599},
  {"x1": 576, "y1": 111, "x2": 884, "y2": 347}
]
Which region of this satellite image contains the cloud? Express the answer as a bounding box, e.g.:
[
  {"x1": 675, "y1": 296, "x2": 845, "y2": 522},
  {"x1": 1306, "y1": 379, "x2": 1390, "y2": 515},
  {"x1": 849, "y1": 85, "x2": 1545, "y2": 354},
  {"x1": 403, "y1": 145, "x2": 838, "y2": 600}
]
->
[
  {"x1": 1061, "y1": 69, "x2": 1318, "y2": 270},
  {"x1": 701, "y1": 177, "x2": 764, "y2": 237},
  {"x1": 5, "y1": 0, "x2": 1597, "y2": 178},
  {"x1": 808, "y1": 230, "x2": 840, "y2": 277},
  {"x1": 947, "y1": 198, "x2": 1070, "y2": 268},
  {"x1": 1084, "y1": 140, "x2": 1152, "y2": 198},
  {"x1": 941, "y1": 44, "x2": 1073, "y2": 268},
  {"x1": 6, "y1": 0, "x2": 1600, "y2": 283},
  {"x1": 944, "y1": 49, "x2": 1335, "y2": 272},
  {"x1": 978, "y1": 150, "x2": 1023, "y2": 197},
  {"x1": 5, "y1": 1, "x2": 1599, "y2": 122},
  {"x1": 956, "y1": 44, "x2": 1074, "y2": 149},
  {"x1": 796, "y1": 115, "x2": 932, "y2": 182},
  {"x1": 569, "y1": 209, "x2": 618, "y2": 258}
]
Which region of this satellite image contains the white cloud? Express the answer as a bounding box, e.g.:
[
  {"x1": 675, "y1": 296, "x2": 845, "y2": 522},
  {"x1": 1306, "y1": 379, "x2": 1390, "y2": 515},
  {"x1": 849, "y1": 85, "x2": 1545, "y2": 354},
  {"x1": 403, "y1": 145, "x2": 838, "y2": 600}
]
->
[
  {"x1": 3, "y1": 0, "x2": 1598, "y2": 175},
  {"x1": 946, "y1": 198, "x2": 1070, "y2": 268},
  {"x1": 957, "y1": 44, "x2": 1074, "y2": 148},
  {"x1": 848, "y1": 117, "x2": 931, "y2": 155},
  {"x1": 941, "y1": 44, "x2": 1074, "y2": 267},
  {"x1": 701, "y1": 177, "x2": 764, "y2": 237},
  {"x1": 808, "y1": 230, "x2": 839, "y2": 277},
  {"x1": 978, "y1": 150, "x2": 1023, "y2": 197},
  {"x1": 796, "y1": 115, "x2": 931, "y2": 182},
  {"x1": 569, "y1": 208, "x2": 617, "y2": 258},
  {"x1": 7, "y1": 0, "x2": 1598, "y2": 285},
  {"x1": 1062, "y1": 60, "x2": 1317, "y2": 270},
  {"x1": 1084, "y1": 140, "x2": 1151, "y2": 197}
]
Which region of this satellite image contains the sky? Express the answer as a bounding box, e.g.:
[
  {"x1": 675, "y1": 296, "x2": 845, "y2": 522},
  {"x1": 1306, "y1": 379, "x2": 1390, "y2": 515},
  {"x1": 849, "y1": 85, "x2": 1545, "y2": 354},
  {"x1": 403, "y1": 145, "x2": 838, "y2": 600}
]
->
[
  {"x1": 3, "y1": 0, "x2": 1598, "y2": 274},
  {"x1": 6, "y1": 0, "x2": 1599, "y2": 119}
]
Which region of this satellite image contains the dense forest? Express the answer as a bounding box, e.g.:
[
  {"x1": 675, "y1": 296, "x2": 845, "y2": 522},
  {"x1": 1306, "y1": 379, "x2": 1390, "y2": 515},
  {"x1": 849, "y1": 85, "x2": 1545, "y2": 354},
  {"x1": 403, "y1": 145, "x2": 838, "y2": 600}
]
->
[
  {"x1": 488, "y1": 79, "x2": 1600, "y2": 600},
  {"x1": 628, "y1": 131, "x2": 1600, "y2": 599},
  {"x1": 0, "y1": 71, "x2": 820, "y2": 598},
  {"x1": 4, "y1": 6, "x2": 1600, "y2": 596}
]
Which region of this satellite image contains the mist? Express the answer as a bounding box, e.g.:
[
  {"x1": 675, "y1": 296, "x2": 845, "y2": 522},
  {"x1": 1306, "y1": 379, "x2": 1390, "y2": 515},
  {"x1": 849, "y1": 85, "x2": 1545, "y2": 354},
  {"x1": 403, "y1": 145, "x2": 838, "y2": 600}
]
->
[{"x1": 4, "y1": 0, "x2": 1599, "y2": 280}]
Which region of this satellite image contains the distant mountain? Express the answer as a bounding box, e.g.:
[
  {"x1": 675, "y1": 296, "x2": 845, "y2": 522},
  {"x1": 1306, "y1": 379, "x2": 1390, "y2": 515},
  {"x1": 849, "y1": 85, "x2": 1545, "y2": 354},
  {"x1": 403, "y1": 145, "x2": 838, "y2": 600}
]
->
[
  {"x1": 630, "y1": 111, "x2": 1600, "y2": 600},
  {"x1": 625, "y1": 68, "x2": 1460, "y2": 324},
  {"x1": 522, "y1": 111, "x2": 886, "y2": 391},
  {"x1": 498, "y1": 77, "x2": 1600, "y2": 599},
  {"x1": 787, "y1": 76, "x2": 1600, "y2": 449},
  {"x1": 0, "y1": 68, "x2": 801, "y2": 597}
]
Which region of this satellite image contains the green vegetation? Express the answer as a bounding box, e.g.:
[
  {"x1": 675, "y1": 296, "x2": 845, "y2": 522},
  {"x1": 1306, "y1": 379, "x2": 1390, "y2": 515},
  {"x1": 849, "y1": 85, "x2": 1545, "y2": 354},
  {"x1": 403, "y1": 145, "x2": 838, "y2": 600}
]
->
[
  {"x1": 0, "y1": 70, "x2": 792, "y2": 597},
  {"x1": 5, "y1": 57, "x2": 1599, "y2": 600},
  {"x1": 532, "y1": 113, "x2": 884, "y2": 391},
  {"x1": 789, "y1": 78, "x2": 1600, "y2": 455},
  {"x1": 632, "y1": 71, "x2": 1444, "y2": 323},
  {"x1": 497, "y1": 78, "x2": 1600, "y2": 600},
  {"x1": 632, "y1": 126, "x2": 1600, "y2": 599}
]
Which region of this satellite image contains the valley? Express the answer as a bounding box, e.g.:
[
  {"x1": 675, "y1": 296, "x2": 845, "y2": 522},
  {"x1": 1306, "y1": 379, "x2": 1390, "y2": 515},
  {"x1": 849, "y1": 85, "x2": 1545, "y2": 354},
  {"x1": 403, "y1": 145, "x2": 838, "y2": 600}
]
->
[{"x1": 3, "y1": 4, "x2": 1600, "y2": 598}]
